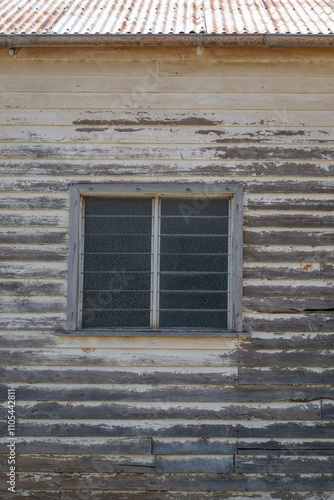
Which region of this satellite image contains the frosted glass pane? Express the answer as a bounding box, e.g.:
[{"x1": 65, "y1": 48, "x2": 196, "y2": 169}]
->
[
  {"x1": 83, "y1": 291, "x2": 150, "y2": 309},
  {"x1": 161, "y1": 217, "x2": 228, "y2": 235},
  {"x1": 83, "y1": 272, "x2": 151, "y2": 291},
  {"x1": 160, "y1": 236, "x2": 229, "y2": 254},
  {"x1": 160, "y1": 292, "x2": 228, "y2": 310},
  {"x1": 159, "y1": 310, "x2": 228, "y2": 329},
  {"x1": 160, "y1": 254, "x2": 228, "y2": 273},
  {"x1": 85, "y1": 197, "x2": 152, "y2": 216},
  {"x1": 84, "y1": 254, "x2": 151, "y2": 272},
  {"x1": 84, "y1": 235, "x2": 151, "y2": 253},
  {"x1": 159, "y1": 197, "x2": 229, "y2": 330},
  {"x1": 160, "y1": 273, "x2": 228, "y2": 291},
  {"x1": 85, "y1": 216, "x2": 151, "y2": 235},
  {"x1": 161, "y1": 198, "x2": 229, "y2": 217},
  {"x1": 82, "y1": 197, "x2": 152, "y2": 328},
  {"x1": 83, "y1": 310, "x2": 150, "y2": 329}
]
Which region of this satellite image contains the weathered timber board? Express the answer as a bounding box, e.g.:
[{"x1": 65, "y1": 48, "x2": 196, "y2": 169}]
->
[
  {"x1": 1, "y1": 349, "x2": 334, "y2": 367},
  {"x1": 155, "y1": 455, "x2": 234, "y2": 473},
  {"x1": 0, "y1": 401, "x2": 320, "y2": 421},
  {"x1": 1, "y1": 471, "x2": 334, "y2": 491},
  {"x1": 1, "y1": 383, "x2": 333, "y2": 402},
  {"x1": 0, "y1": 437, "x2": 152, "y2": 454},
  {"x1": 2, "y1": 125, "x2": 333, "y2": 144},
  {"x1": 243, "y1": 298, "x2": 334, "y2": 313},
  {"x1": 0, "y1": 366, "x2": 238, "y2": 384},
  {"x1": 0, "y1": 262, "x2": 68, "y2": 279},
  {"x1": 0, "y1": 245, "x2": 68, "y2": 261},
  {"x1": 2, "y1": 91, "x2": 334, "y2": 109},
  {"x1": 0, "y1": 453, "x2": 156, "y2": 473},
  {"x1": 235, "y1": 455, "x2": 334, "y2": 473},
  {"x1": 1, "y1": 144, "x2": 334, "y2": 161},
  {"x1": 2, "y1": 160, "x2": 334, "y2": 177},
  {"x1": 239, "y1": 368, "x2": 334, "y2": 385},
  {"x1": 1, "y1": 75, "x2": 334, "y2": 93},
  {"x1": 3, "y1": 108, "x2": 334, "y2": 127}
]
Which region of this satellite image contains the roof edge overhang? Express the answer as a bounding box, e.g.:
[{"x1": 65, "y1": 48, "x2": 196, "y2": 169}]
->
[{"x1": 1, "y1": 33, "x2": 334, "y2": 49}]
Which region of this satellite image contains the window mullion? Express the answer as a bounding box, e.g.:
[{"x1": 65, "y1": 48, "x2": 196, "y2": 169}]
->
[{"x1": 150, "y1": 196, "x2": 161, "y2": 328}]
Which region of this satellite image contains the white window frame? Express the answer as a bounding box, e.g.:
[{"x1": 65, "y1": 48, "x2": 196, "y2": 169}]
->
[{"x1": 66, "y1": 181, "x2": 243, "y2": 336}]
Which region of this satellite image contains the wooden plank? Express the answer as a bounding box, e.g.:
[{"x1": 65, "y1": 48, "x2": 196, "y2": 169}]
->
[
  {"x1": 243, "y1": 263, "x2": 322, "y2": 281},
  {"x1": 239, "y1": 334, "x2": 334, "y2": 350},
  {"x1": 244, "y1": 282, "x2": 334, "y2": 298},
  {"x1": 238, "y1": 438, "x2": 334, "y2": 455},
  {"x1": 4, "y1": 108, "x2": 334, "y2": 127},
  {"x1": 1, "y1": 348, "x2": 334, "y2": 368},
  {"x1": 0, "y1": 211, "x2": 68, "y2": 227},
  {"x1": 0, "y1": 419, "x2": 334, "y2": 440},
  {"x1": 152, "y1": 438, "x2": 237, "y2": 455},
  {"x1": 0, "y1": 366, "x2": 238, "y2": 384},
  {"x1": 244, "y1": 229, "x2": 334, "y2": 246},
  {"x1": 1, "y1": 75, "x2": 333, "y2": 93},
  {"x1": 160, "y1": 59, "x2": 334, "y2": 77},
  {"x1": 156, "y1": 455, "x2": 233, "y2": 473},
  {"x1": 0, "y1": 348, "x2": 235, "y2": 367},
  {"x1": 0, "y1": 401, "x2": 320, "y2": 421},
  {"x1": 235, "y1": 455, "x2": 334, "y2": 473},
  {"x1": 244, "y1": 297, "x2": 334, "y2": 313},
  {"x1": 0, "y1": 334, "x2": 238, "y2": 349},
  {"x1": 239, "y1": 368, "x2": 334, "y2": 385},
  {"x1": 0, "y1": 280, "x2": 66, "y2": 296},
  {"x1": 322, "y1": 401, "x2": 334, "y2": 420},
  {"x1": 244, "y1": 213, "x2": 334, "y2": 228},
  {"x1": 0, "y1": 262, "x2": 67, "y2": 279},
  {"x1": 2, "y1": 383, "x2": 333, "y2": 403},
  {"x1": 1, "y1": 125, "x2": 334, "y2": 144},
  {"x1": 3, "y1": 160, "x2": 334, "y2": 178},
  {"x1": 1, "y1": 144, "x2": 334, "y2": 161},
  {"x1": 243, "y1": 312, "x2": 334, "y2": 332},
  {"x1": 0, "y1": 315, "x2": 65, "y2": 331},
  {"x1": 0, "y1": 296, "x2": 65, "y2": 313},
  {"x1": 1, "y1": 471, "x2": 334, "y2": 491},
  {"x1": 3, "y1": 58, "x2": 334, "y2": 77},
  {"x1": 0, "y1": 228, "x2": 68, "y2": 244},
  {"x1": 0, "y1": 491, "x2": 331, "y2": 500},
  {"x1": 2, "y1": 92, "x2": 334, "y2": 110},
  {"x1": 321, "y1": 263, "x2": 334, "y2": 279},
  {"x1": 245, "y1": 195, "x2": 334, "y2": 212},
  {"x1": 0, "y1": 437, "x2": 152, "y2": 454},
  {"x1": 244, "y1": 245, "x2": 334, "y2": 263},
  {"x1": 0, "y1": 245, "x2": 68, "y2": 261},
  {"x1": 0, "y1": 59, "x2": 160, "y2": 76},
  {"x1": 1, "y1": 177, "x2": 334, "y2": 195},
  {"x1": 0, "y1": 453, "x2": 156, "y2": 473},
  {"x1": 1, "y1": 46, "x2": 333, "y2": 60},
  {"x1": 0, "y1": 194, "x2": 68, "y2": 210}
]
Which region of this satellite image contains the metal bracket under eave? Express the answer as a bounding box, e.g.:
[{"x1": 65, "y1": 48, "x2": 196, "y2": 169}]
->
[
  {"x1": 196, "y1": 34, "x2": 204, "y2": 55},
  {"x1": 9, "y1": 47, "x2": 20, "y2": 56}
]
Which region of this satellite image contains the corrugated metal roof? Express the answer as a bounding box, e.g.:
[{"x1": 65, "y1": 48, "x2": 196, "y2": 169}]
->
[{"x1": 0, "y1": 0, "x2": 333, "y2": 35}]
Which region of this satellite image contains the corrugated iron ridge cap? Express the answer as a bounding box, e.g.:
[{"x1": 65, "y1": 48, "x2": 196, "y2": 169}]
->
[{"x1": 2, "y1": 33, "x2": 334, "y2": 47}]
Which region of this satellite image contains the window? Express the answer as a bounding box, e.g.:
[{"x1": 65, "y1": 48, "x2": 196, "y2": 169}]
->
[{"x1": 66, "y1": 182, "x2": 243, "y2": 335}]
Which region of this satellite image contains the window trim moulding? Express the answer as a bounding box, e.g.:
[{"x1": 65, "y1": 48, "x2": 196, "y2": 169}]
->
[{"x1": 57, "y1": 181, "x2": 248, "y2": 338}]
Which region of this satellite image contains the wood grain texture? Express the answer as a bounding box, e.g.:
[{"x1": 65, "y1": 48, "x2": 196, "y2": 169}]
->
[
  {"x1": 1, "y1": 471, "x2": 334, "y2": 491},
  {"x1": 1, "y1": 45, "x2": 334, "y2": 494}
]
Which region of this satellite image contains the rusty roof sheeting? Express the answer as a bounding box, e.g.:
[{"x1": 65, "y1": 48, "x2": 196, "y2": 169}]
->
[{"x1": 0, "y1": 0, "x2": 333, "y2": 35}]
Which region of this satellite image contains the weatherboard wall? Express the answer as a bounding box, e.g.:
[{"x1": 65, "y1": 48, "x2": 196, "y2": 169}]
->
[{"x1": 0, "y1": 46, "x2": 333, "y2": 498}]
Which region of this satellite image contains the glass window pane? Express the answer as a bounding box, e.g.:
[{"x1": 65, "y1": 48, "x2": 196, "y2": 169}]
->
[
  {"x1": 161, "y1": 198, "x2": 229, "y2": 217},
  {"x1": 159, "y1": 198, "x2": 229, "y2": 330},
  {"x1": 82, "y1": 197, "x2": 152, "y2": 329},
  {"x1": 159, "y1": 310, "x2": 228, "y2": 329}
]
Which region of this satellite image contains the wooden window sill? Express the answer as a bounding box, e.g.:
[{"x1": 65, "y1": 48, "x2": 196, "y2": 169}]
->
[{"x1": 54, "y1": 329, "x2": 250, "y2": 338}]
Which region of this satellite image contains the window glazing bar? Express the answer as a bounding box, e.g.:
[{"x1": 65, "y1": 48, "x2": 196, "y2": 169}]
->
[{"x1": 150, "y1": 196, "x2": 160, "y2": 328}]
